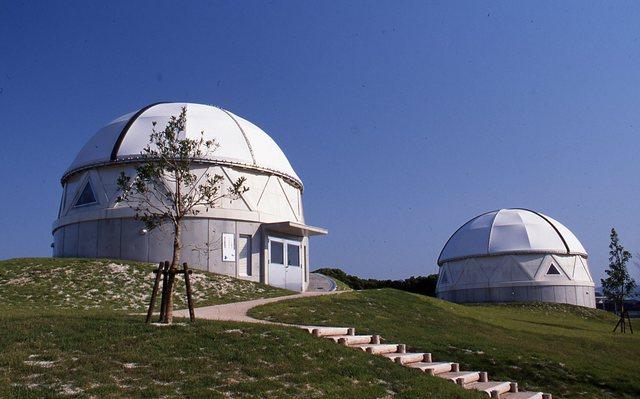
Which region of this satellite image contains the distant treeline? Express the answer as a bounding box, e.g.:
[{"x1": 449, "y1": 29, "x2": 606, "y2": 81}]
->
[{"x1": 313, "y1": 268, "x2": 439, "y2": 297}]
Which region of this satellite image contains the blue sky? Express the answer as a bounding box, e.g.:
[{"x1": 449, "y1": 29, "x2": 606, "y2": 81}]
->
[{"x1": 1, "y1": 1, "x2": 639, "y2": 282}]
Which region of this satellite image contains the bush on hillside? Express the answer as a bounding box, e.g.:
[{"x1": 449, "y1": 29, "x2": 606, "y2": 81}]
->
[{"x1": 314, "y1": 268, "x2": 438, "y2": 297}]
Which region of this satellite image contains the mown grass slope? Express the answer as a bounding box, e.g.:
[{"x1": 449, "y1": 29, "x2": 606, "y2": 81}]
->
[
  {"x1": 249, "y1": 289, "x2": 640, "y2": 399},
  {"x1": 0, "y1": 258, "x2": 481, "y2": 399}
]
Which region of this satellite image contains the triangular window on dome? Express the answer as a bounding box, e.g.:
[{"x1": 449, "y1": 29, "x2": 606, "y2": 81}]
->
[
  {"x1": 74, "y1": 180, "x2": 97, "y2": 207},
  {"x1": 546, "y1": 263, "x2": 561, "y2": 275}
]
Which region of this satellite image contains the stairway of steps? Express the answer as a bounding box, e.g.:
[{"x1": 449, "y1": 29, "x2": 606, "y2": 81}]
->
[{"x1": 303, "y1": 326, "x2": 552, "y2": 399}]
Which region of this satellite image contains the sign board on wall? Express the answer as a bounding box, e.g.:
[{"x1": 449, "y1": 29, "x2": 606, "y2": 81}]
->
[{"x1": 222, "y1": 233, "x2": 236, "y2": 262}]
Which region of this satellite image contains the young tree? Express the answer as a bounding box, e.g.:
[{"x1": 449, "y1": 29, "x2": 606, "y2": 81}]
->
[
  {"x1": 601, "y1": 228, "x2": 636, "y2": 314},
  {"x1": 116, "y1": 107, "x2": 248, "y2": 323}
]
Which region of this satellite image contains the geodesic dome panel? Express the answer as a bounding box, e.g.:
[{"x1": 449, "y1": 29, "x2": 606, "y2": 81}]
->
[
  {"x1": 438, "y1": 209, "x2": 587, "y2": 264},
  {"x1": 67, "y1": 102, "x2": 301, "y2": 187}
]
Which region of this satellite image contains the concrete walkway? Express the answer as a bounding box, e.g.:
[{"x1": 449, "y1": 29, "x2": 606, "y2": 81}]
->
[
  {"x1": 308, "y1": 272, "x2": 337, "y2": 291},
  {"x1": 173, "y1": 290, "x2": 341, "y2": 325}
]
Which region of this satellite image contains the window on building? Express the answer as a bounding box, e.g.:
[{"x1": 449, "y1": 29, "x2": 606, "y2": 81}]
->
[
  {"x1": 270, "y1": 241, "x2": 284, "y2": 264},
  {"x1": 287, "y1": 244, "x2": 300, "y2": 267},
  {"x1": 547, "y1": 264, "x2": 561, "y2": 275},
  {"x1": 74, "y1": 181, "x2": 97, "y2": 207}
]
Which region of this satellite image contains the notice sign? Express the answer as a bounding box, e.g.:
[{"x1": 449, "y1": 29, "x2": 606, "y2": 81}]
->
[{"x1": 222, "y1": 233, "x2": 236, "y2": 262}]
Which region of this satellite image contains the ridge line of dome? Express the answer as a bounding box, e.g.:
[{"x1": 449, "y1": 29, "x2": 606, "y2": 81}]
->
[
  {"x1": 436, "y1": 209, "x2": 499, "y2": 265},
  {"x1": 110, "y1": 102, "x2": 169, "y2": 161},
  {"x1": 215, "y1": 106, "x2": 257, "y2": 166},
  {"x1": 511, "y1": 208, "x2": 571, "y2": 255},
  {"x1": 486, "y1": 209, "x2": 500, "y2": 258}
]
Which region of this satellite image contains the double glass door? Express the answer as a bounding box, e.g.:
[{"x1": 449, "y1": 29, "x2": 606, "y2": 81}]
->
[{"x1": 268, "y1": 237, "x2": 303, "y2": 291}]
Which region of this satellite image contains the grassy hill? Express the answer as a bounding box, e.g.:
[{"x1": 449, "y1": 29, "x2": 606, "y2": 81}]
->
[
  {"x1": 0, "y1": 257, "x2": 292, "y2": 312},
  {"x1": 0, "y1": 258, "x2": 481, "y2": 399},
  {"x1": 4, "y1": 258, "x2": 636, "y2": 398},
  {"x1": 249, "y1": 289, "x2": 640, "y2": 399}
]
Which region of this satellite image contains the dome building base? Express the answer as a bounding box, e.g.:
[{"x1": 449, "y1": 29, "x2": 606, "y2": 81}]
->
[
  {"x1": 438, "y1": 285, "x2": 596, "y2": 308},
  {"x1": 53, "y1": 217, "x2": 325, "y2": 292}
]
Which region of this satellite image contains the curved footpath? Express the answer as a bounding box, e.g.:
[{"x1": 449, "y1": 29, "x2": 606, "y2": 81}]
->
[
  {"x1": 172, "y1": 289, "x2": 340, "y2": 325},
  {"x1": 174, "y1": 272, "x2": 341, "y2": 325}
]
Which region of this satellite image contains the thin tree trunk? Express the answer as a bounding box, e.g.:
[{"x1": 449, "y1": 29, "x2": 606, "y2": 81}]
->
[{"x1": 164, "y1": 223, "x2": 181, "y2": 324}]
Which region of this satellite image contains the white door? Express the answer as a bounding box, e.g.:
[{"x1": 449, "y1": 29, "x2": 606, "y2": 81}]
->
[
  {"x1": 285, "y1": 242, "x2": 302, "y2": 291},
  {"x1": 238, "y1": 235, "x2": 251, "y2": 277},
  {"x1": 268, "y1": 239, "x2": 286, "y2": 288},
  {"x1": 268, "y1": 237, "x2": 303, "y2": 291}
]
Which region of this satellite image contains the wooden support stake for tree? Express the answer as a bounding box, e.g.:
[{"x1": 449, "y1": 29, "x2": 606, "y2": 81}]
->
[
  {"x1": 613, "y1": 305, "x2": 633, "y2": 334},
  {"x1": 183, "y1": 262, "x2": 196, "y2": 322},
  {"x1": 164, "y1": 264, "x2": 178, "y2": 324},
  {"x1": 145, "y1": 262, "x2": 164, "y2": 323},
  {"x1": 613, "y1": 316, "x2": 623, "y2": 333},
  {"x1": 158, "y1": 260, "x2": 170, "y2": 323}
]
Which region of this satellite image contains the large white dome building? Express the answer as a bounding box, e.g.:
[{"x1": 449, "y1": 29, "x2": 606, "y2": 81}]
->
[
  {"x1": 53, "y1": 102, "x2": 327, "y2": 292},
  {"x1": 436, "y1": 209, "x2": 595, "y2": 308}
]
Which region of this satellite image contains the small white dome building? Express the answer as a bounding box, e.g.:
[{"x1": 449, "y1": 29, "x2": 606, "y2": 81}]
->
[
  {"x1": 53, "y1": 102, "x2": 327, "y2": 292},
  {"x1": 436, "y1": 209, "x2": 595, "y2": 308}
]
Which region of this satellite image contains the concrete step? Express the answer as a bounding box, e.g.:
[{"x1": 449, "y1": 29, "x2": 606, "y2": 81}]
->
[
  {"x1": 305, "y1": 325, "x2": 553, "y2": 399},
  {"x1": 405, "y1": 361, "x2": 455, "y2": 375},
  {"x1": 465, "y1": 381, "x2": 512, "y2": 396},
  {"x1": 437, "y1": 371, "x2": 481, "y2": 384},
  {"x1": 382, "y1": 352, "x2": 429, "y2": 364},
  {"x1": 502, "y1": 392, "x2": 544, "y2": 399},
  {"x1": 306, "y1": 327, "x2": 352, "y2": 337},
  {"x1": 326, "y1": 335, "x2": 373, "y2": 345},
  {"x1": 350, "y1": 343, "x2": 402, "y2": 354}
]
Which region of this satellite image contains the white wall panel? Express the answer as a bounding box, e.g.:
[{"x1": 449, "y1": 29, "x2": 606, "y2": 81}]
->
[
  {"x1": 53, "y1": 228, "x2": 64, "y2": 257},
  {"x1": 77, "y1": 221, "x2": 98, "y2": 258},
  {"x1": 63, "y1": 223, "x2": 79, "y2": 257},
  {"x1": 179, "y1": 219, "x2": 209, "y2": 270},
  {"x1": 120, "y1": 219, "x2": 149, "y2": 262},
  {"x1": 97, "y1": 218, "x2": 121, "y2": 259}
]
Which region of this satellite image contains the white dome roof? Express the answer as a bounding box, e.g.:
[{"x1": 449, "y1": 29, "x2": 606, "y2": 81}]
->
[
  {"x1": 65, "y1": 102, "x2": 301, "y2": 186},
  {"x1": 438, "y1": 209, "x2": 587, "y2": 265}
]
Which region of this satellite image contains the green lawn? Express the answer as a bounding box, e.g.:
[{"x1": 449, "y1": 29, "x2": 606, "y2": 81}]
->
[
  {"x1": 0, "y1": 310, "x2": 484, "y2": 399},
  {"x1": 0, "y1": 258, "x2": 481, "y2": 398},
  {"x1": 249, "y1": 289, "x2": 640, "y2": 399}
]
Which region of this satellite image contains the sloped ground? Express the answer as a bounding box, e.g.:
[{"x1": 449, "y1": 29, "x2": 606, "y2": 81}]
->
[
  {"x1": 0, "y1": 311, "x2": 484, "y2": 399},
  {"x1": 0, "y1": 258, "x2": 481, "y2": 399},
  {"x1": 0, "y1": 258, "x2": 292, "y2": 312},
  {"x1": 249, "y1": 289, "x2": 640, "y2": 399}
]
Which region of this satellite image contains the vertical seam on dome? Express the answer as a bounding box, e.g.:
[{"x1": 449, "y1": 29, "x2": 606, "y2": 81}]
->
[
  {"x1": 216, "y1": 107, "x2": 257, "y2": 165},
  {"x1": 486, "y1": 210, "x2": 500, "y2": 257},
  {"x1": 515, "y1": 208, "x2": 571, "y2": 254},
  {"x1": 437, "y1": 210, "x2": 498, "y2": 266},
  {"x1": 110, "y1": 102, "x2": 168, "y2": 160}
]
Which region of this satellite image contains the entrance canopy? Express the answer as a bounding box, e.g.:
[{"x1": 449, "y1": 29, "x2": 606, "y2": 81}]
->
[{"x1": 263, "y1": 221, "x2": 328, "y2": 237}]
